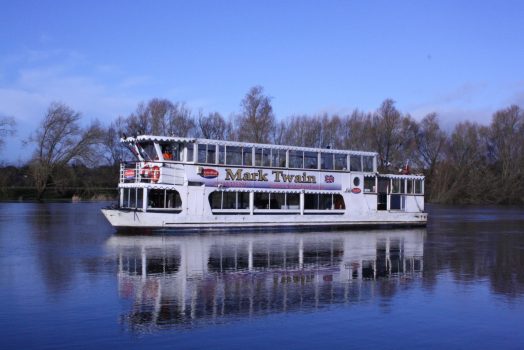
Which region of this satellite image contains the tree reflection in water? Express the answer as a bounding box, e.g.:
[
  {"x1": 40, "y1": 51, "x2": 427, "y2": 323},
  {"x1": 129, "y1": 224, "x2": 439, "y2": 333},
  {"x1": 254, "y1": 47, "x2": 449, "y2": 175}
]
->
[{"x1": 106, "y1": 229, "x2": 425, "y2": 332}]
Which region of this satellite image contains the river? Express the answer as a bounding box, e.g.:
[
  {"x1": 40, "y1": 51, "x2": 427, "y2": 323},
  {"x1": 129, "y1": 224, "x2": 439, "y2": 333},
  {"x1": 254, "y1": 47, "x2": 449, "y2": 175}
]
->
[{"x1": 1, "y1": 202, "x2": 523, "y2": 349}]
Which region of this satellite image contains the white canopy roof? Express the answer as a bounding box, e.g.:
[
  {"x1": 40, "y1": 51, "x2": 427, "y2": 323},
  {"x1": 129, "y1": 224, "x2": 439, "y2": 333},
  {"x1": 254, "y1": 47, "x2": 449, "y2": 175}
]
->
[
  {"x1": 379, "y1": 174, "x2": 425, "y2": 180},
  {"x1": 122, "y1": 134, "x2": 377, "y2": 157}
]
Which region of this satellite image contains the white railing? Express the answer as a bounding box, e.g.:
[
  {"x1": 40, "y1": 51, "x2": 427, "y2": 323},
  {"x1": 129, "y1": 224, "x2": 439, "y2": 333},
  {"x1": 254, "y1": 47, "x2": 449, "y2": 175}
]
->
[{"x1": 119, "y1": 162, "x2": 184, "y2": 185}]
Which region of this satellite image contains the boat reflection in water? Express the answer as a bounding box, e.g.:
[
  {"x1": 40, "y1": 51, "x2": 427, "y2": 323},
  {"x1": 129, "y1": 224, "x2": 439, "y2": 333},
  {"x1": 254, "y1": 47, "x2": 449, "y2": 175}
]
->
[{"x1": 106, "y1": 229, "x2": 425, "y2": 331}]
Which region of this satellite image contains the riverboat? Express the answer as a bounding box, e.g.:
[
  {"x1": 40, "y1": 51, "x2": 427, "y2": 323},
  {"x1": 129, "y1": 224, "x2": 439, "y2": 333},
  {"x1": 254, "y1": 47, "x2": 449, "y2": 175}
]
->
[{"x1": 101, "y1": 135, "x2": 427, "y2": 230}]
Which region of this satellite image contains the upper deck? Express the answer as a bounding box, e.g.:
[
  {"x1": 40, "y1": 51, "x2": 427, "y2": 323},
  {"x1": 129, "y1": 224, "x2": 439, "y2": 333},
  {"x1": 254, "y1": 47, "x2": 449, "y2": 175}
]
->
[{"x1": 122, "y1": 135, "x2": 379, "y2": 173}]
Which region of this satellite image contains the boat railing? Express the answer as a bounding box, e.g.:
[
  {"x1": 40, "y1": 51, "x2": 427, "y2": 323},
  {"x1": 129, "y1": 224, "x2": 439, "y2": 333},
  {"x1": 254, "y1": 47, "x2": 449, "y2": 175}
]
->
[
  {"x1": 120, "y1": 162, "x2": 141, "y2": 183},
  {"x1": 119, "y1": 162, "x2": 183, "y2": 185}
]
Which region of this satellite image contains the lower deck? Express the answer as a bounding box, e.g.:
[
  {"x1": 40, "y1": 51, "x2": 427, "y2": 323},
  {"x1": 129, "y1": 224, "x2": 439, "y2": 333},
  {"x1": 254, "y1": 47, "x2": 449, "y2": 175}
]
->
[{"x1": 104, "y1": 177, "x2": 426, "y2": 229}]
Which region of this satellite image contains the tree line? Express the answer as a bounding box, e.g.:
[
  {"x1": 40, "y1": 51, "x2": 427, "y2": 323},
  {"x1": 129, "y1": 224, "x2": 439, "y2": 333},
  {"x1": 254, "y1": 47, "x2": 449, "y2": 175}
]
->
[{"x1": 1, "y1": 85, "x2": 523, "y2": 204}]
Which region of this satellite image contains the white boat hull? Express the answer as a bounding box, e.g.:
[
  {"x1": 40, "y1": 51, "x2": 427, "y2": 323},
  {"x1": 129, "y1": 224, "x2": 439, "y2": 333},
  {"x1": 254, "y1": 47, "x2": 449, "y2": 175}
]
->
[{"x1": 102, "y1": 208, "x2": 427, "y2": 230}]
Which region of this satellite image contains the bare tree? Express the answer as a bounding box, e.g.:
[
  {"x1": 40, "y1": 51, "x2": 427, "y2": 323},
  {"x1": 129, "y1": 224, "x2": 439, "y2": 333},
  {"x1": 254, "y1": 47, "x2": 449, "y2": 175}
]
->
[
  {"x1": 272, "y1": 119, "x2": 287, "y2": 145},
  {"x1": 487, "y1": 105, "x2": 524, "y2": 202},
  {"x1": 371, "y1": 99, "x2": 411, "y2": 170},
  {"x1": 415, "y1": 113, "x2": 447, "y2": 176},
  {"x1": 488, "y1": 105, "x2": 523, "y2": 178},
  {"x1": 101, "y1": 116, "x2": 129, "y2": 166},
  {"x1": 167, "y1": 102, "x2": 196, "y2": 137},
  {"x1": 0, "y1": 116, "x2": 16, "y2": 152},
  {"x1": 319, "y1": 113, "x2": 343, "y2": 149},
  {"x1": 148, "y1": 98, "x2": 174, "y2": 135},
  {"x1": 439, "y1": 121, "x2": 492, "y2": 203},
  {"x1": 235, "y1": 86, "x2": 275, "y2": 143},
  {"x1": 197, "y1": 111, "x2": 231, "y2": 139},
  {"x1": 124, "y1": 99, "x2": 196, "y2": 137},
  {"x1": 27, "y1": 102, "x2": 104, "y2": 200},
  {"x1": 125, "y1": 102, "x2": 149, "y2": 135},
  {"x1": 340, "y1": 109, "x2": 373, "y2": 151},
  {"x1": 280, "y1": 115, "x2": 322, "y2": 147}
]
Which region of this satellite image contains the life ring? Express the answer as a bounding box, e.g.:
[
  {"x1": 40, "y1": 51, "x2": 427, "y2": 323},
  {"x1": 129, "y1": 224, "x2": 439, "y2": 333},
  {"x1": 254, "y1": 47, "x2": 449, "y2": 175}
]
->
[
  {"x1": 140, "y1": 165, "x2": 151, "y2": 179},
  {"x1": 151, "y1": 166, "x2": 161, "y2": 183}
]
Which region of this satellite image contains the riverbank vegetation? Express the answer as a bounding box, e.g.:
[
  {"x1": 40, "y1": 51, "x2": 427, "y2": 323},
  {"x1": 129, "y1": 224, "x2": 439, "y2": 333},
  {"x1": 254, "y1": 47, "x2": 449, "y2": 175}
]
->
[{"x1": 1, "y1": 86, "x2": 523, "y2": 204}]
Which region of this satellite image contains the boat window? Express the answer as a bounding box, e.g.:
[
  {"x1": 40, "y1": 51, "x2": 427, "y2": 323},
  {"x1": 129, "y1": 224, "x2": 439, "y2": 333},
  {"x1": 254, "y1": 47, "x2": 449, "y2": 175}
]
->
[
  {"x1": 391, "y1": 178, "x2": 401, "y2": 193},
  {"x1": 209, "y1": 191, "x2": 221, "y2": 209},
  {"x1": 240, "y1": 192, "x2": 250, "y2": 209},
  {"x1": 208, "y1": 145, "x2": 217, "y2": 164},
  {"x1": 198, "y1": 144, "x2": 206, "y2": 163},
  {"x1": 209, "y1": 191, "x2": 249, "y2": 210},
  {"x1": 364, "y1": 177, "x2": 376, "y2": 193},
  {"x1": 414, "y1": 179, "x2": 423, "y2": 194},
  {"x1": 160, "y1": 143, "x2": 182, "y2": 161},
  {"x1": 400, "y1": 179, "x2": 406, "y2": 193},
  {"x1": 304, "y1": 193, "x2": 345, "y2": 210},
  {"x1": 223, "y1": 192, "x2": 237, "y2": 209},
  {"x1": 122, "y1": 188, "x2": 143, "y2": 209},
  {"x1": 255, "y1": 148, "x2": 271, "y2": 167},
  {"x1": 243, "y1": 147, "x2": 253, "y2": 166},
  {"x1": 407, "y1": 179, "x2": 413, "y2": 194},
  {"x1": 197, "y1": 144, "x2": 217, "y2": 164},
  {"x1": 271, "y1": 149, "x2": 286, "y2": 168},
  {"x1": 226, "y1": 146, "x2": 242, "y2": 165},
  {"x1": 186, "y1": 144, "x2": 194, "y2": 162},
  {"x1": 254, "y1": 192, "x2": 269, "y2": 209},
  {"x1": 271, "y1": 193, "x2": 285, "y2": 209},
  {"x1": 218, "y1": 145, "x2": 225, "y2": 164},
  {"x1": 304, "y1": 194, "x2": 317, "y2": 209},
  {"x1": 350, "y1": 155, "x2": 362, "y2": 171},
  {"x1": 289, "y1": 150, "x2": 303, "y2": 169},
  {"x1": 304, "y1": 151, "x2": 318, "y2": 169},
  {"x1": 253, "y1": 192, "x2": 300, "y2": 210},
  {"x1": 321, "y1": 153, "x2": 334, "y2": 170},
  {"x1": 287, "y1": 193, "x2": 300, "y2": 209},
  {"x1": 138, "y1": 142, "x2": 158, "y2": 161},
  {"x1": 148, "y1": 189, "x2": 182, "y2": 211},
  {"x1": 335, "y1": 154, "x2": 347, "y2": 170},
  {"x1": 363, "y1": 156, "x2": 374, "y2": 172}
]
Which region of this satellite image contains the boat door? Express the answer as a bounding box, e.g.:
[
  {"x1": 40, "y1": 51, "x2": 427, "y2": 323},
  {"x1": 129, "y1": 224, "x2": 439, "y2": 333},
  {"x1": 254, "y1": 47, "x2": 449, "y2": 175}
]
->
[{"x1": 377, "y1": 177, "x2": 389, "y2": 210}]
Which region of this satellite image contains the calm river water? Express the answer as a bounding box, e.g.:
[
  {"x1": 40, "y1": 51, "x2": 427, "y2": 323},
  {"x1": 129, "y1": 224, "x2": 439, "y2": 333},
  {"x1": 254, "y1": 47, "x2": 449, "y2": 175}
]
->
[{"x1": 1, "y1": 202, "x2": 523, "y2": 349}]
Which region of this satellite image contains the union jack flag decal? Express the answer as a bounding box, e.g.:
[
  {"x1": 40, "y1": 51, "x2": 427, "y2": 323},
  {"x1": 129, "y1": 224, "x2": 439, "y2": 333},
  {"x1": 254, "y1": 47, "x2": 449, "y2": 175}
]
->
[{"x1": 124, "y1": 169, "x2": 135, "y2": 179}]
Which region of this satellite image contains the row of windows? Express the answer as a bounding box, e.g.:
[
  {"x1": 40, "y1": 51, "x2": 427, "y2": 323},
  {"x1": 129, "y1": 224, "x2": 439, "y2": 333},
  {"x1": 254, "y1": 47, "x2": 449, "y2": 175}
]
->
[
  {"x1": 137, "y1": 142, "x2": 375, "y2": 172},
  {"x1": 148, "y1": 189, "x2": 182, "y2": 209},
  {"x1": 122, "y1": 188, "x2": 144, "y2": 209},
  {"x1": 122, "y1": 188, "x2": 346, "y2": 212},
  {"x1": 198, "y1": 144, "x2": 375, "y2": 171},
  {"x1": 209, "y1": 192, "x2": 346, "y2": 211},
  {"x1": 391, "y1": 178, "x2": 423, "y2": 194},
  {"x1": 121, "y1": 188, "x2": 182, "y2": 210},
  {"x1": 121, "y1": 183, "x2": 421, "y2": 212}
]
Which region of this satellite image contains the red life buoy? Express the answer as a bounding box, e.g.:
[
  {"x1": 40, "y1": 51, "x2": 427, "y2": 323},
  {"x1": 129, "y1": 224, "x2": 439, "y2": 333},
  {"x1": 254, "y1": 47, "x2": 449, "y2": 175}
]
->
[
  {"x1": 151, "y1": 166, "x2": 160, "y2": 183},
  {"x1": 140, "y1": 165, "x2": 151, "y2": 179}
]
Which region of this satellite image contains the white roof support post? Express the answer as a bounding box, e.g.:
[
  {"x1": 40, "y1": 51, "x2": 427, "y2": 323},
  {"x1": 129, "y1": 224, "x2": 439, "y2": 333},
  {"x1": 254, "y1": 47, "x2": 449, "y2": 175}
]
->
[{"x1": 142, "y1": 187, "x2": 148, "y2": 212}]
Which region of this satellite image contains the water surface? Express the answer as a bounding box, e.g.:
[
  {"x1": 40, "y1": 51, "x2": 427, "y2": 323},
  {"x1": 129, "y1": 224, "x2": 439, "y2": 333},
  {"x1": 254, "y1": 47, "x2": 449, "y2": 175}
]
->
[{"x1": 1, "y1": 203, "x2": 523, "y2": 349}]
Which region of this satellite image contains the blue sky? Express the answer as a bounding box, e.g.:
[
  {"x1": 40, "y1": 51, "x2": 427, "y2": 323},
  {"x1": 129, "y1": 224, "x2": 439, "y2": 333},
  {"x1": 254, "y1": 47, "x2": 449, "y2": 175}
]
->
[{"x1": 1, "y1": 0, "x2": 523, "y2": 163}]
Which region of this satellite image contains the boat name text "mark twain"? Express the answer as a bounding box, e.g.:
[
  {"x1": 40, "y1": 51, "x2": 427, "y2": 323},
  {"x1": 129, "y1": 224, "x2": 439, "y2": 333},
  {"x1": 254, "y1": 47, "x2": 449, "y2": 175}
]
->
[{"x1": 224, "y1": 169, "x2": 317, "y2": 183}]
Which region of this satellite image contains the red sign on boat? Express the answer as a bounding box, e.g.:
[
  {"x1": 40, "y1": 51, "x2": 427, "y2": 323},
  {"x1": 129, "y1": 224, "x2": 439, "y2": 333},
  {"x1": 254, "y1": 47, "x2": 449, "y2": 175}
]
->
[
  {"x1": 351, "y1": 187, "x2": 361, "y2": 194},
  {"x1": 124, "y1": 169, "x2": 135, "y2": 179},
  {"x1": 200, "y1": 168, "x2": 219, "y2": 179}
]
